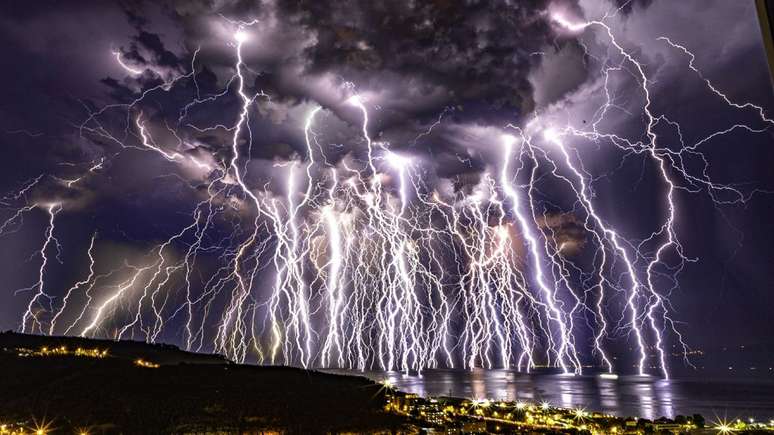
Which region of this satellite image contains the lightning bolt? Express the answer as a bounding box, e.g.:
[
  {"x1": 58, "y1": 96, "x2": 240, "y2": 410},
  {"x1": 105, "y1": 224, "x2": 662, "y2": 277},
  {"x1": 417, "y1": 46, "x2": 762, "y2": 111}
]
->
[
  {"x1": 20, "y1": 203, "x2": 62, "y2": 333},
  {"x1": 5, "y1": 10, "x2": 770, "y2": 381}
]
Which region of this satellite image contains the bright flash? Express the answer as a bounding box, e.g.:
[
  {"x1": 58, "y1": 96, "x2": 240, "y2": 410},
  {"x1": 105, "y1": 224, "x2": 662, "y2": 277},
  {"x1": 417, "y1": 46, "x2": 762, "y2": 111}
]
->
[
  {"x1": 234, "y1": 30, "x2": 249, "y2": 43},
  {"x1": 385, "y1": 152, "x2": 409, "y2": 169},
  {"x1": 550, "y1": 13, "x2": 589, "y2": 33},
  {"x1": 543, "y1": 128, "x2": 560, "y2": 143},
  {"x1": 501, "y1": 133, "x2": 518, "y2": 146}
]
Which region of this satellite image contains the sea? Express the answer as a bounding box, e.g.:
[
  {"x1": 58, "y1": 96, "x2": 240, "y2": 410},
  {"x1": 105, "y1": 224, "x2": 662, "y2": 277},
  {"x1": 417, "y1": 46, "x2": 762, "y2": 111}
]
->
[{"x1": 325, "y1": 368, "x2": 774, "y2": 421}]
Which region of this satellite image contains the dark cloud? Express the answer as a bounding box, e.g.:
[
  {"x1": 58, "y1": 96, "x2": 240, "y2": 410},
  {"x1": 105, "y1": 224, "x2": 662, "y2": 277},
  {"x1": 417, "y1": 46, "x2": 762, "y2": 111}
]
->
[
  {"x1": 277, "y1": 0, "x2": 562, "y2": 123},
  {"x1": 537, "y1": 213, "x2": 587, "y2": 256},
  {"x1": 127, "y1": 30, "x2": 184, "y2": 69}
]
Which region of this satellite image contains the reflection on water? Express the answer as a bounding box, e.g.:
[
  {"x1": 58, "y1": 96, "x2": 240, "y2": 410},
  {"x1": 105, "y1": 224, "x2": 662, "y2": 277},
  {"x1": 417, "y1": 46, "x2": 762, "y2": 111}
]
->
[{"x1": 328, "y1": 369, "x2": 774, "y2": 420}]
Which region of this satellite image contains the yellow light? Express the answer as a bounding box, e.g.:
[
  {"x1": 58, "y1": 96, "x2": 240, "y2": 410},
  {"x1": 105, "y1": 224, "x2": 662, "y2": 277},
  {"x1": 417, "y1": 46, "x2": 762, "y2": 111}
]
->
[{"x1": 134, "y1": 358, "x2": 160, "y2": 368}]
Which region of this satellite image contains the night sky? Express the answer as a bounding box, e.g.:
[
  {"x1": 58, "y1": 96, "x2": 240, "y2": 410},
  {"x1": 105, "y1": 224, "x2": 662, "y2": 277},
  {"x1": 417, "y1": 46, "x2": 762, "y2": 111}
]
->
[{"x1": 0, "y1": 0, "x2": 773, "y2": 372}]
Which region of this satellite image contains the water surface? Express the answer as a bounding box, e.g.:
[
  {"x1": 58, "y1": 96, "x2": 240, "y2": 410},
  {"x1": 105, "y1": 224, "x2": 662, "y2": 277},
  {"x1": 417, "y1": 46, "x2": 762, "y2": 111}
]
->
[{"x1": 327, "y1": 368, "x2": 774, "y2": 421}]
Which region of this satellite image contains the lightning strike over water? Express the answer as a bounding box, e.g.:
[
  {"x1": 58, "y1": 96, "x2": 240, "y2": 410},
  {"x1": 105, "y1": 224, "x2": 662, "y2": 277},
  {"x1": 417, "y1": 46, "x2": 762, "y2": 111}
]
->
[{"x1": 2, "y1": 2, "x2": 772, "y2": 382}]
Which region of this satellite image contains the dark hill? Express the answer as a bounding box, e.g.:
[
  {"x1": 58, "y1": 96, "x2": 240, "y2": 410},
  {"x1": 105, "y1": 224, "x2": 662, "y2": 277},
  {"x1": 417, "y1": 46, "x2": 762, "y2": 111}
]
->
[
  {"x1": 0, "y1": 332, "x2": 408, "y2": 434},
  {"x1": 0, "y1": 331, "x2": 227, "y2": 365}
]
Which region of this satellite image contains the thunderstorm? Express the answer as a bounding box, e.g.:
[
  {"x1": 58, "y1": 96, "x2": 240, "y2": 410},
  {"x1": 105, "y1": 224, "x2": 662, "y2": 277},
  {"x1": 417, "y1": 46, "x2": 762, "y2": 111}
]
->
[{"x1": 1, "y1": 0, "x2": 774, "y2": 432}]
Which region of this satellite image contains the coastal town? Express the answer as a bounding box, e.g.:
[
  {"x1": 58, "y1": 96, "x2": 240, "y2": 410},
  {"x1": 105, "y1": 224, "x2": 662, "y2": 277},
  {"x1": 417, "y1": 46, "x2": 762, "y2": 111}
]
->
[{"x1": 383, "y1": 380, "x2": 774, "y2": 434}]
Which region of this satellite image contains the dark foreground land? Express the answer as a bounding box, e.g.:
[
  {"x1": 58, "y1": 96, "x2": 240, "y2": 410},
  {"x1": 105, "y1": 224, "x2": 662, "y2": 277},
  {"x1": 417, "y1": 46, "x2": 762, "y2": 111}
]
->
[
  {"x1": 2, "y1": 332, "x2": 773, "y2": 434},
  {"x1": 0, "y1": 332, "x2": 407, "y2": 434}
]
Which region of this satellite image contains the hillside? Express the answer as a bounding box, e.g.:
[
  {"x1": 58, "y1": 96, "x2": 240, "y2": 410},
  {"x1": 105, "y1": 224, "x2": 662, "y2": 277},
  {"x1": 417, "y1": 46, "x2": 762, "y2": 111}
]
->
[{"x1": 0, "y1": 332, "x2": 408, "y2": 434}]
